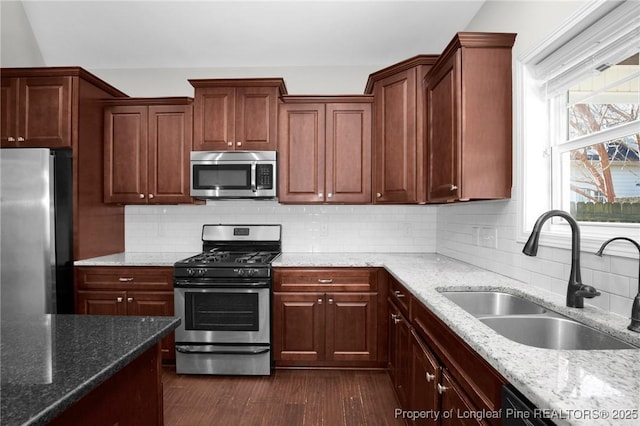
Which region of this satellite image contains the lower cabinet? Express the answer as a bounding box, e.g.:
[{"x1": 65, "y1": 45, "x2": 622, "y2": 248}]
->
[
  {"x1": 272, "y1": 267, "x2": 388, "y2": 368},
  {"x1": 75, "y1": 266, "x2": 176, "y2": 364},
  {"x1": 389, "y1": 276, "x2": 505, "y2": 426}
]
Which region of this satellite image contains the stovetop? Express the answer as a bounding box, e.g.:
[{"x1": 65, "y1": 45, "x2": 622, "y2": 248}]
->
[{"x1": 175, "y1": 249, "x2": 280, "y2": 268}]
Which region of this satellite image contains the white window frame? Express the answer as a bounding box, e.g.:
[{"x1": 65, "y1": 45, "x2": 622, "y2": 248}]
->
[{"x1": 517, "y1": 0, "x2": 640, "y2": 258}]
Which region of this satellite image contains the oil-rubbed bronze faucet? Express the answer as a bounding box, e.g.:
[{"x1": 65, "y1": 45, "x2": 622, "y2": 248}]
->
[
  {"x1": 523, "y1": 210, "x2": 601, "y2": 308},
  {"x1": 596, "y1": 237, "x2": 640, "y2": 333}
]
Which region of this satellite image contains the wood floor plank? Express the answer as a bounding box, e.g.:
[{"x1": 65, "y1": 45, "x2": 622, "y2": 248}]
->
[{"x1": 162, "y1": 367, "x2": 405, "y2": 426}]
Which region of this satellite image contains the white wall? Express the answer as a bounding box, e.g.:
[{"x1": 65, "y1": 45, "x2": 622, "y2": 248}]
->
[
  {"x1": 0, "y1": 0, "x2": 45, "y2": 66},
  {"x1": 436, "y1": 0, "x2": 637, "y2": 319}
]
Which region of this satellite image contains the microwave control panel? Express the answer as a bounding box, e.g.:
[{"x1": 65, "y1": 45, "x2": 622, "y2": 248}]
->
[{"x1": 256, "y1": 164, "x2": 274, "y2": 189}]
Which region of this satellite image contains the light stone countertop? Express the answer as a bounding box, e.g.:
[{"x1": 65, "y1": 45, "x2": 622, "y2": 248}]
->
[{"x1": 76, "y1": 251, "x2": 640, "y2": 425}]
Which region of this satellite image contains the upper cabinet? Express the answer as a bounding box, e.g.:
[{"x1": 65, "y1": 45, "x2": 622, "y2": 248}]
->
[
  {"x1": 278, "y1": 96, "x2": 373, "y2": 204},
  {"x1": 425, "y1": 33, "x2": 516, "y2": 203},
  {"x1": 189, "y1": 78, "x2": 287, "y2": 151},
  {"x1": 1, "y1": 75, "x2": 72, "y2": 148},
  {"x1": 103, "y1": 97, "x2": 194, "y2": 204},
  {"x1": 365, "y1": 55, "x2": 438, "y2": 204}
]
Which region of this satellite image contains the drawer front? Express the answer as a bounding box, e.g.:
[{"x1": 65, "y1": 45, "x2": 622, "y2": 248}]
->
[
  {"x1": 388, "y1": 276, "x2": 410, "y2": 317},
  {"x1": 273, "y1": 267, "x2": 378, "y2": 292},
  {"x1": 75, "y1": 266, "x2": 173, "y2": 291}
]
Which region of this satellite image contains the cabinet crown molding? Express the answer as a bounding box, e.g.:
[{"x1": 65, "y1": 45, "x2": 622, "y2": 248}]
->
[
  {"x1": 364, "y1": 54, "x2": 439, "y2": 94},
  {"x1": 188, "y1": 77, "x2": 287, "y2": 95}
]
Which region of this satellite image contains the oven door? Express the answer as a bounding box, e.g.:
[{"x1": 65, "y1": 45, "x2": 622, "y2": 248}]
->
[{"x1": 174, "y1": 286, "x2": 270, "y2": 344}]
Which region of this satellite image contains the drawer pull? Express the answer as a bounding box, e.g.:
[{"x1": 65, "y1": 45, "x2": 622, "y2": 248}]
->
[
  {"x1": 116, "y1": 297, "x2": 123, "y2": 302},
  {"x1": 119, "y1": 277, "x2": 134, "y2": 282},
  {"x1": 394, "y1": 290, "x2": 405, "y2": 298},
  {"x1": 318, "y1": 278, "x2": 333, "y2": 284},
  {"x1": 127, "y1": 297, "x2": 133, "y2": 302},
  {"x1": 317, "y1": 298, "x2": 323, "y2": 305},
  {"x1": 328, "y1": 298, "x2": 334, "y2": 304},
  {"x1": 437, "y1": 383, "x2": 448, "y2": 394},
  {"x1": 425, "y1": 373, "x2": 436, "y2": 382}
]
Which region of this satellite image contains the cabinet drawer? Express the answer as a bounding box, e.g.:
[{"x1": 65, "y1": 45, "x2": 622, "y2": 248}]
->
[
  {"x1": 75, "y1": 266, "x2": 173, "y2": 291},
  {"x1": 388, "y1": 276, "x2": 410, "y2": 317},
  {"x1": 410, "y1": 295, "x2": 506, "y2": 415},
  {"x1": 273, "y1": 267, "x2": 378, "y2": 292}
]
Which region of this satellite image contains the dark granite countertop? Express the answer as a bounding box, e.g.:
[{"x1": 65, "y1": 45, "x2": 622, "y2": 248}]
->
[{"x1": 0, "y1": 314, "x2": 180, "y2": 426}]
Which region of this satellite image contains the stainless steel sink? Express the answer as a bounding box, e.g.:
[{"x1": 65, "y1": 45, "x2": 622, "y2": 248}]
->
[
  {"x1": 440, "y1": 291, "x2": 548, "y2": 316},
  {"x1": 439, "y1": 290, "x2": 638, "y2": 350},
  {"x1": 480, "y1": 315, "x2": 637, "y2": 350}
]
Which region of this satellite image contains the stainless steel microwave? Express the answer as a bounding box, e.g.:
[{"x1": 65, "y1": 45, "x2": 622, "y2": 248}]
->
[{"x1": 190, "y1": 151, "x2": 277, "y2": 199}]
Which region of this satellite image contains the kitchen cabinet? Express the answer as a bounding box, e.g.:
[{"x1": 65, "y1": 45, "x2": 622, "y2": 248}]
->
[
  {"x1": 189, "y1": 78, "x2": 287, "y2": 151},
  {"x1": 278, "y1": 96, "x2": 373, "y2": 203},
  {"x1": 387, "y1": 277, "x2": 412, "y2": 409},
  {"x1": 1, "y1": 74, "x2": 72, "y2": 148},
  {"x1": 75, "y1": 266, "x2": 176, "y2": 363},
  {"x1": 103, "y1": 97, "x2": 193, "y2": 204},
  {"x1": 365, "y1": 55, "x2": 438, "y2": 204},
  {"x1": 409, "y1": 291, "x2": 505, "y2": 426},
  {"x1": 1, "y1": 67, "x2": 128, "y2": 261},
  {"x1": 272, "y1": 267, "x2": 387, "y2": 368},
  {"x1": 425, "y1": 32, "x2": 516, "y2": 202}
]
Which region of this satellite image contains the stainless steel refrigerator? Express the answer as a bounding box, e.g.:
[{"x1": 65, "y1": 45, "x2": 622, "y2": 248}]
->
[{"x1": 1, "y1": 148, "x2": 74, "y2": 319}]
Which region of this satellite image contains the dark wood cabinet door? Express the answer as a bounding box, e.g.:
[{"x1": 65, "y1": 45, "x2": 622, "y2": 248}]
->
[
  {"x1": 325, "y1": 103, "x2": 372, "y2": 203},
  {"x1": 325, "y1": 292, "x2": 377, "y2": 361},
  {"x1": 236, "y1": 86, "x2": 279, "y2": 151},
  {"x1": 1, "y1": 77, "x2": 18, "y2": 146},
  {"x1": 148, "y1": 104, "x2": 193, "y2": 204},
  {"x1": 278, "y1": 103, "x2": 326, "y2": 203},
  {"x1": 103, "y1": 105, "x2": 149, "y2": 203},
  {"x1": 440, "y1": 370, "x2": 488, "y2": 426},
  {"x1": 76, "y1": 290, "x2": 128, "y2": 315},
  {"x1": 410, "y1": 329, "x2": 441, "y2": 423},
  {"x1": 18, "y1": 76, "x2": 72, "y2": 148},
  {"x1": 127, "y1": 290, "x2": 175, "y2": 362},
  {"x1": 389, "y1": 301, "x2": 411, "y2": 408},
  {"x1": 426, "y1": 51, "x2": 460, "y2": 203},
  {"x1": 273, "y1": 292, "x2": 325, "y2": 362},
  {"x1": 193, "y1": 86, "x2": 236, "y2": 151},
  {"x1": 373, "y1": 69, "x2": 418, "y2": 203}
]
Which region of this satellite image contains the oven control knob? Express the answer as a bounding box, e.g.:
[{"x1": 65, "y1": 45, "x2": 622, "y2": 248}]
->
[
  {"x1": 187, "y1": 268, "x2": 196, "y2": 276},
  {"x1": 197, "y1": 269, "x2": 206, "y2": 277}
]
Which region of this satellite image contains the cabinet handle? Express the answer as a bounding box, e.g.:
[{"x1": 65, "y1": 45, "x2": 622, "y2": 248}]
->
[
  {"x1": 391, "y1": 313, "x2": 401, "y2": 324},
  {"x1": 327, "y1": 193, "x2": 333, "y2": 198},
  {"x1": 227, "y1": 141, "x2": 233, "y2": 147},
  {"x1": 317, "y1": 298, "x2": 323, "y2": 304},
  {"x1": 425, "y1": 372, "x2": 436, "y2": 382},
  {"x1": 17, "y1": 136, "x2": 25, "y2": 142},
  {"x1": 118, "y1": 277, "x2": 134, "y2": 282},
  {"x1": 318, "y1": 192, "x2": 323, "y2": 198},
  {"x1": 450, "y1": 184, "x2": 458, "y2": 191},
  {"x1": 8, "y1": 137, "x2": 15, "y2": 142},
  {"x1": 376, "y1": 192, "x2": 382, "y2": 198},
  {"x1": 149, "y1": 194, "x2": 154, "y2": 199},
  {"x1": 437, "y1": 383, "x2": 448, "y2": 394},
  {"x1": 328, "y1": 298, "x2": 334, "y2": 304},
  {"x1": 394, "y1": 290, "x2": 405, "y2": 298},
  {"x1": 127, "y1": 297, "x2": 133, "y2": 303},
  {"x1": 236, "y1": 141, "x2": 242, "y2": 147},
  {"x1": 318, "y1": 278, "x2": 333, "y2": 284},
  {"x1": 139, "y1": 194, "x2": 145, "y2": 199},
  {"x1": 116, "y1": 297, "x2": 123, "y2": 302}
]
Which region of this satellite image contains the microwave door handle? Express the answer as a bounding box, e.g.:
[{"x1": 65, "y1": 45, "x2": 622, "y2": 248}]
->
[{"x1": 251, "y1": 162, "x2": 257, "y2": 193}]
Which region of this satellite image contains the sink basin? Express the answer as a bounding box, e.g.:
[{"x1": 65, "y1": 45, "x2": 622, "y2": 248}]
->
[
  {"x1": 440, "y1": 291, "x2": 547, "y2": 316},
  {"x1": 480, "y1": 315, "x2": 638, "y2": 350}
]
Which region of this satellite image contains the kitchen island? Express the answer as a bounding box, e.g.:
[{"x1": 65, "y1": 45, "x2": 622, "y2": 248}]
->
[{"x1": 1, "y1": 314, "x2": 180, "y2": 426}]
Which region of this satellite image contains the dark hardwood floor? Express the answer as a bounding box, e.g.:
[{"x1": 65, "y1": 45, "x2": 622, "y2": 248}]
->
[{"x1": 163, "y1": 367, "x2": 405, "y2": 426}]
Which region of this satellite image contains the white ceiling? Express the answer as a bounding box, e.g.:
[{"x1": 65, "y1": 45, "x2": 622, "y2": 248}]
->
[{"x1": 19, "y1": 0, "x2": 486, "y2": 69}]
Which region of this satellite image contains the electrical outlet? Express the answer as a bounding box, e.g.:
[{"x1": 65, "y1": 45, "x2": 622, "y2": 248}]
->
[{"x1": 478, "y1": 227, "x2": 498, "y2": 249}]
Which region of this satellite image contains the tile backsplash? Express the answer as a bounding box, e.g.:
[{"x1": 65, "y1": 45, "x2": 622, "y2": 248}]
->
[{"x1": 125, "y1": 201, "x2": 437, "y2": 254}]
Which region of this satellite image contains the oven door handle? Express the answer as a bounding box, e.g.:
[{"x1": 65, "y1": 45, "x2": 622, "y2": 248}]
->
[
  {"x1": 175, "y1": 345, "x2": 270, "y2": 355},
  {"x1": 174, "y1": 280, "x2": 270, "y2": 288}
]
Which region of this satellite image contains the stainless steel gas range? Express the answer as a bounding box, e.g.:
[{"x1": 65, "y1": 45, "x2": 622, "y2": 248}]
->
[{"x1": 173, "y1": 224, "x2": 281, "y2": 375}]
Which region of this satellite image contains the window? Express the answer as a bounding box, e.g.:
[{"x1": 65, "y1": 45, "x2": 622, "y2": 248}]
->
[{"x1": 519, "y1": 0, "x2": 640, "y2": 256}]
